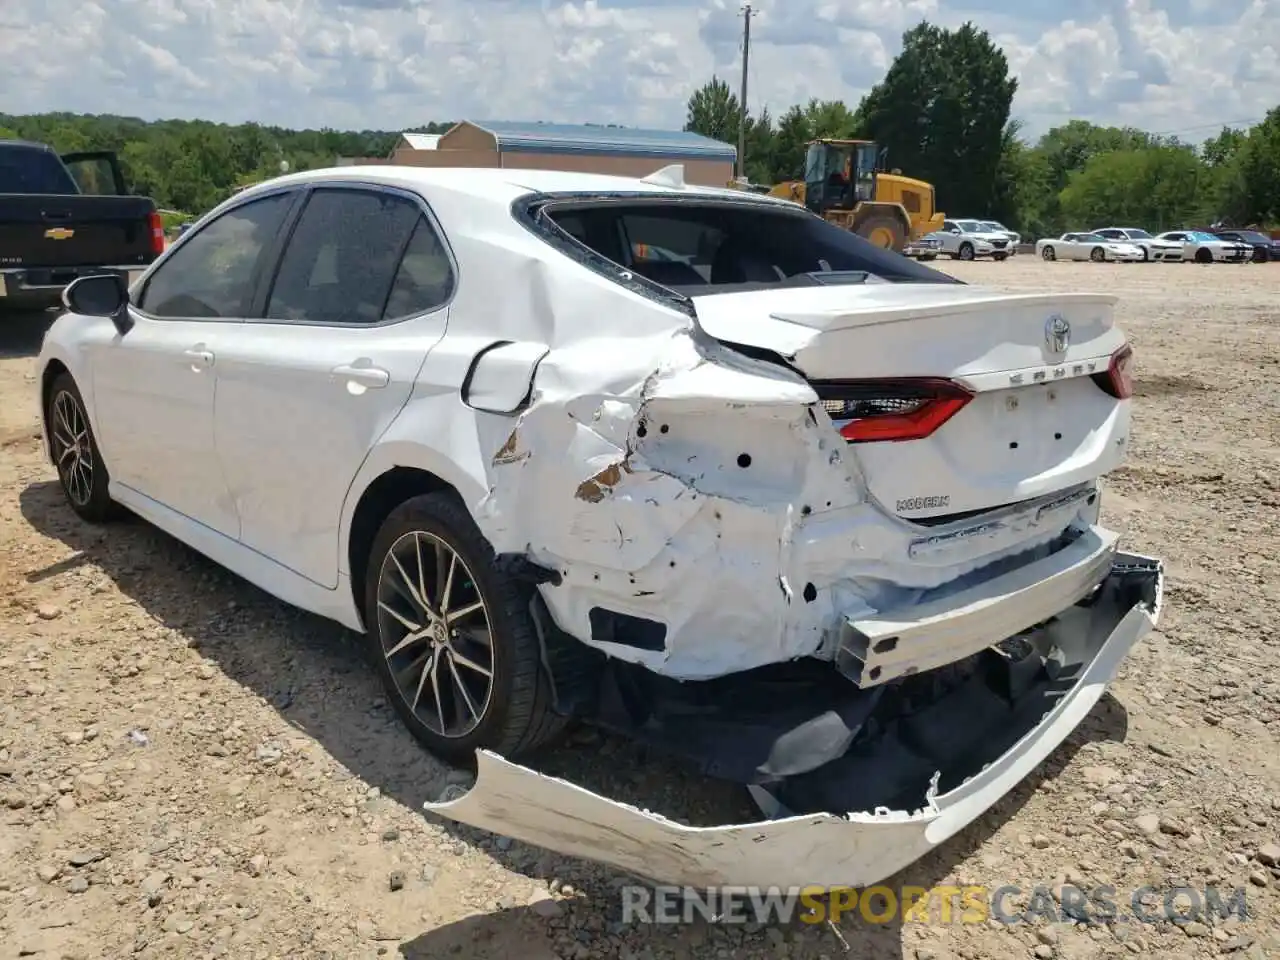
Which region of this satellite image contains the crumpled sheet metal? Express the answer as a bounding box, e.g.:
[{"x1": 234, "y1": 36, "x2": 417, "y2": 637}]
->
[
  {"x1": 468, "y1": 312, "x2": 876, "y2": 679},
  {"x1": 424, "y1": 558, "x2": 1163, "y2": 889}
]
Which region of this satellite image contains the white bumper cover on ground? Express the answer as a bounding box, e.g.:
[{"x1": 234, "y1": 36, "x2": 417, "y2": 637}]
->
[{"x1": 424, "y1": 553, "x2": 1164, "y2": 889}]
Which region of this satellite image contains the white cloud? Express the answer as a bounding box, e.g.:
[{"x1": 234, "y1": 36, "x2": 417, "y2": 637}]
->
[{"x1": 0, "y1": 0, "x2": 1275, "y2": 140}]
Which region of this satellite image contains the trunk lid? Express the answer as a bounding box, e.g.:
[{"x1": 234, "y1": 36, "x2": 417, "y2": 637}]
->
[{"x1": 691, "y1": 284, "x2": 1129, "y2": 520}]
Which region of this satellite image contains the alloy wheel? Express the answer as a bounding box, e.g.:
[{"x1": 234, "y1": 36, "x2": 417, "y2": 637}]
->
[
  {"x1": 50, "y1": 390, "x2": 94, "y2": 507},
  {"x1": 375, "y1": 530, "x2": 495, "y2": 738}
]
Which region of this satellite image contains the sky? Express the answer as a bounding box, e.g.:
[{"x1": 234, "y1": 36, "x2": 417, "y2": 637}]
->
[{"x1": 1, "y1": 0, "x2": 1276, "y2": 143}]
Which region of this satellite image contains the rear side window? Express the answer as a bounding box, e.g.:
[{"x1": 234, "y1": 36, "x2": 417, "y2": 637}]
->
[
  {"x1": 383, "y1": 217, "x2": 455, "y2": 320},
  {"x1": 0, "y1": 147, "x2": 78, "y2": 194},
  {"x1": 265, "y1": 188, "x2": 444, "y2": 325},
  {"x1": 138, "y1": 193, "x2": 292, "y2": 318},
  {"x1": 540, "y1": 199, "x2": 957, "y2": 292}
]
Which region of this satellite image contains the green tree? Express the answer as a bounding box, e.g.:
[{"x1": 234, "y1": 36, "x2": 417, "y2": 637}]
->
[
  {"x1": 858, "y1": 21, "x2": 1016, "y2": 216},
  {"x1": 684, "y1": 75, "x2": 740, "y2": 145},
  {"x1": 1236, "y1": 108, "x2": 1280, "y2": 224},
  {"x1": 771, "y1": 104, "x2": 810, "y2": 182},
  {"x1": 1058, "y1": 147, "x2": 1206, "y2": 231}
]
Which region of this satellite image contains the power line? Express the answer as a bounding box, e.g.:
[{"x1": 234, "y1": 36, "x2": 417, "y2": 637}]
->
[{"x1": 1147, "y1": 116, "x2": 1265, "y2": 136}]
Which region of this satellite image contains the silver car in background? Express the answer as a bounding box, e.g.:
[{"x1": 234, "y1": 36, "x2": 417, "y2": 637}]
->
[
  {"x1": 933, "y1": 218, "x2": 1012, "y2": 261},
  {"x1": 979, "y1": 220, "x2": 1021, "y2": 253}
]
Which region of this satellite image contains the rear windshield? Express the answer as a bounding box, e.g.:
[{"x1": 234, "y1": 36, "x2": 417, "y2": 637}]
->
[
  {"x1": 533, "y1": 196, "x2": 959, "y2": 293},
  {"x1": 0, "y1": 145, "x2": 79, "y2": 194}
]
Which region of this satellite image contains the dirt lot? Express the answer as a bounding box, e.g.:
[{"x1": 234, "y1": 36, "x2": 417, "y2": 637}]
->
[{"x1": 1, "y1": 258, "x2": 1278, "y2": 960}]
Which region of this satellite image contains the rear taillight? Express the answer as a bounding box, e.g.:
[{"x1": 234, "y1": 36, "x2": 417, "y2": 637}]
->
[
  {"x1": 147, "y1": 211, "x2": 165, "y2": 255},
  {"x1": 812, "y1": 378, "x2": 973, "y2": 443},
  {"x1": 1093, "y1": 343, "x2": 1134, "y2": 399}
]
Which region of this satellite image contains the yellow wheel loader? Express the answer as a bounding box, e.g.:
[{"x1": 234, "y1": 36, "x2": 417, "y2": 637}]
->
[{"x1": 730, "y1": 140, "x2": 945, "y2": 253}]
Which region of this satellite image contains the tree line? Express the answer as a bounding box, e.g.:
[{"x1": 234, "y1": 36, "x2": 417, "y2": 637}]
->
[
  {"x1": 685, "y1": 21, "x2": 1280, "y2": 237},
  {"x1": 0, "y1": 113, "x2": 450, "y2": 216}
]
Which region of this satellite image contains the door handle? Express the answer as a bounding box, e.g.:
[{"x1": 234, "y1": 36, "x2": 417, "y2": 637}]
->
[
  {"x1": 331, "y1": 362, "x2": 390, "y2": 389},
  {"x1": 183, "y1": 347, "x2": 214, "y2": 369}
]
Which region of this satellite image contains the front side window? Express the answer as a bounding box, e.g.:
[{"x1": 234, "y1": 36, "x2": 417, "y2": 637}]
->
[
  {"x1": 265, "y1": 187, "x2": 427, "y2": 325},
  {"x1": 138, "y1": 192, "x2": 293, "y2": 318}
]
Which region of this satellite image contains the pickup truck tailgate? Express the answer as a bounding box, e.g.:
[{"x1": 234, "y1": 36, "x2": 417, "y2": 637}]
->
[{"x1": 0, "y1": 194, "x2": 159, "y2": 269}]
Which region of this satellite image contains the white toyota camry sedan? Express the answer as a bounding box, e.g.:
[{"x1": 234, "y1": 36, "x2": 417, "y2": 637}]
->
[{"x1": 37, "y1": 165, "x2": 1163, "y2": 890}]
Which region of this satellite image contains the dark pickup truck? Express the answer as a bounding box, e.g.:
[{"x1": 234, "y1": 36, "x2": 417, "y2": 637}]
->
[{"x1": 1, "y1": 139, "x2": 163, "y2": 311}]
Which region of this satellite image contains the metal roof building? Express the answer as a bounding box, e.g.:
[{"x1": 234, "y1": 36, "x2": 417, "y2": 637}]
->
[
  {"x1": 379, "y1": 120, "x2": 736, "y2": 187},
  {"x1": 458, "y1": 121, "x2": 737, "y2": 160}
]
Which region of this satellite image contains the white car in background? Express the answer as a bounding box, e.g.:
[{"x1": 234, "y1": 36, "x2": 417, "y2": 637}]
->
[
  {"x1": 36, "y1": 165, "x2": 1162, "y2": 891},
  {"x1": 1035, "y1": 232, "x2": 1145, "y2": 262},
  {"x1": 979, "y1": 220, "x2": 1021, "y2": 252},
  {"x1": 1093, "y1": 227, "x2": 1181, "y2": 262},
  {"x1": 933, "y1": 218, "x2": 1013, "y2": 260},
  {"x1": 1154, "y1": 230, "x2": 1252, "y2": 264}
]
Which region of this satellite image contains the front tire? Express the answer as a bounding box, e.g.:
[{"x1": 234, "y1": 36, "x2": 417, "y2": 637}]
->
[
  {"x1": 364, "y1": 492, "x2": 563, "y2": 765},
  {"x1": 1090, "y1": 247, "x2": 1106, "y2": 262},
  {"x1": 45, "y1": 373, "x2": 120, "y2": 523},
  {"x1": 1041, "y1": 246, "x2": 1056, "y2": 261}
]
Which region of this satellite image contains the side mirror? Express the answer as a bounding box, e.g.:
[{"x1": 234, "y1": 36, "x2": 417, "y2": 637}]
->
[{"x1": 63, "y1": 274, "x2": 133, "y2": 335}]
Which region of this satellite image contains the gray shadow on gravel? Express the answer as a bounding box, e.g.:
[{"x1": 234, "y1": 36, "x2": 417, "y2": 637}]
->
[
  {"x1": 0, "y1": 306, "x2": 57, "y2": 358},
  {"x1": 20, "y1": 479, "x2": 1129, "y2": 959}
]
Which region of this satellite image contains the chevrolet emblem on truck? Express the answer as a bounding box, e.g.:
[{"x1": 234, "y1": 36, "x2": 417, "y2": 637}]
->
[{"x1": 44, "y1": 227, "x2": 75, "y2": 240}]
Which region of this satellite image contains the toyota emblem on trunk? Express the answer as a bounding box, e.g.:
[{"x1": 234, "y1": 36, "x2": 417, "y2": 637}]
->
[{"x1": 1045, "y1": 314, "x2": 1070, "y2": 353}]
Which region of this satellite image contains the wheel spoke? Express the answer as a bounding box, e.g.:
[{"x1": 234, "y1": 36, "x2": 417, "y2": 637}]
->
[
  {"x1": 55, "y1": 399, "x2": 74, "y2": 439},
  {"x1": 389, "y1": 551, "x2": 429, "y2": 616},
  {"x1": 377, "y1": 599, "x2": 420, "y2": 634},
  {"x1": 412, "y1": 533, "x2": 437, "y2": 619},
  {"x1": 429, "y1": 649, "x2": 446, "y2": 731},
  {"x1": 410, "y1": 648, "x2": 436, "y2": 712},
  {"x1": 445, "y1": 599, "x2": 483, "y2": 625},
  {"x1": 439, "y1": 551, "x2": 457, "y2": 615},
  {"x1": 448, "y1": 647, "x2": 492, "y2": 678},
  {"x1": 447, "y1": 653, "x2": 480, "y2": 721},
  {"x1": 383, "y1": 627, "x2": 428, "y2": 659}
]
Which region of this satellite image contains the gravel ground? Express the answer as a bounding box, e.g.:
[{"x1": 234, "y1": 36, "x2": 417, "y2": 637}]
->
[{"x1": 1, "y1": 257, "x2": 1278, "y2": 960}]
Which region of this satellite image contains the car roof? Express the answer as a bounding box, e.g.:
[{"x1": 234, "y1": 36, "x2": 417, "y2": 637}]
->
[{"x1": 231, "y1": 164, "x2": 791, "y2": 211}]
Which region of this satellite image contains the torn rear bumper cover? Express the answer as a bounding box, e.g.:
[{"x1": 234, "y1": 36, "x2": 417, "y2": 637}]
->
[{"x1": 424, "y1": 553, "x2": 1162, "y2": 890}]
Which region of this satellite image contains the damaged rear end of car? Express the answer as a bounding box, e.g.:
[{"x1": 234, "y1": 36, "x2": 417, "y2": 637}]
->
[{"x1": 424, "y1": 185, "x2": 1164, "y2": 889}]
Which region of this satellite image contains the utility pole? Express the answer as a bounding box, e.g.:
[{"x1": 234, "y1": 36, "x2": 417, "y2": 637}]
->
[{"x1": 736, "y1": 2, "x2": 756, "y2": 180}]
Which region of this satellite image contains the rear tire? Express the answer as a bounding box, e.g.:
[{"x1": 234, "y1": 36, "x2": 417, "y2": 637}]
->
[
  {"x1": 44, "y1": 373, "x2": 121, "y2": 524},
  {"x1": 1194, "y1": 247, "x2": 1213, "y2": 264},
  {"x1": 364, "y1": 492, "x2": 565, "y2": 766},
  {"x1": 958, "y1": 242, "x2": 975, "y2": 261},
  {"x1": 1090, "y1": 247, "x2": 1105, "y2": 262}
]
